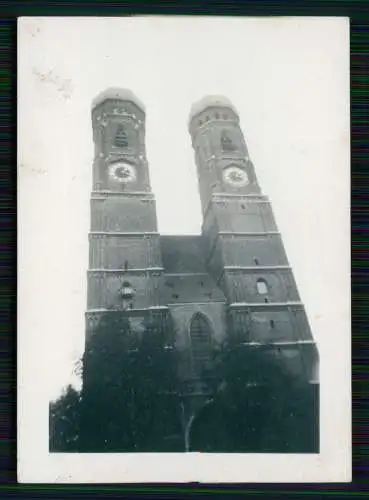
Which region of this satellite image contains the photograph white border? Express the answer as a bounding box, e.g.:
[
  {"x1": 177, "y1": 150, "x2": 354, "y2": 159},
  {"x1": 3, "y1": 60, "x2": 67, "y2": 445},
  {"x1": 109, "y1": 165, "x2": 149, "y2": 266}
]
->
[{"x1": 18, "y1": 16, "x2": 351, "y2": 483}]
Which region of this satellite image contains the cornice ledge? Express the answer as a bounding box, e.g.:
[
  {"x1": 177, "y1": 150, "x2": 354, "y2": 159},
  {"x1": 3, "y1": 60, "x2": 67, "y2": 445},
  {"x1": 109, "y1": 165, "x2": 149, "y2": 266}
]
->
[
  {"x1": 224, "y1": 265, "x2": 291, "y2": 271},
  {"x1": 219, "y1": 231, "x2": 280, "y2": 236},
  {"x1": 88, "y1": 267, "x2": 164, "y2": 273},
  {"x1": 229, "y1": 301, "x2": 303, "y2": 308},
  {"x1": 86, "y1": 305, "x2": 169, "y2": 314},
  {"x1": 91, "y1": 191, "x2": 155, "y2": 198},
  {"x1": 168, "y1": 300, "x2": 226, "y2": 306},
  {"x1": 212, "y1": 193, "x2": 268, "y2": 200},
  {"x1": 89, "y1": 231, "x2": 160, "y2": 237},
  {"x1": 240, "y1": 339, "x2": 317, "y2": 346}
]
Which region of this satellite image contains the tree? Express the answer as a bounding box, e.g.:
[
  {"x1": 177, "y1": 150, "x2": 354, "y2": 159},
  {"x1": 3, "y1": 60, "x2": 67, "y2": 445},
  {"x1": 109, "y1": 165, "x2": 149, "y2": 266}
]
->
[
  {"x1": 49, "y1": 385, "x2": 81, "y2": 452},
  {"x1": 127, "y1": 321, "x2": 182, "y2": 451},
  {"x1": 78, "y1": 313, "x2": 138, "y2": 451},
  {"x1": 78, "y1": 312, "x2": 181, "y2": 452},
  {"x1": 50, "y1": 312, "x2": 182, "y2": 453},
  {"x1": 189, "y1": 340, "x2": 319, "y2": 453}
]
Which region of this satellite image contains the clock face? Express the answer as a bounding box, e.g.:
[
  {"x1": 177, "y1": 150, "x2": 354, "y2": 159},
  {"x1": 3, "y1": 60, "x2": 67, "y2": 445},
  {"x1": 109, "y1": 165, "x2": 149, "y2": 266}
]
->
[
  {"x1": 223, "y1": 166, "x2": 249, "y2": 187},
  {"x1": 108, "y1": 162, "x2": 136, "y2": 183}
]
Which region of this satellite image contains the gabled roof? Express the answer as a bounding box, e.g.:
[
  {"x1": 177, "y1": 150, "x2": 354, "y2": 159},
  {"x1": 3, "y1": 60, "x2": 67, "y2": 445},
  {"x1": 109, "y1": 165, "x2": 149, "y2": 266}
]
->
[
  {"x1": 160, "y1": 235, "x2": 207, "y2": 274},
  {"x1": 160, "y1": 234, "x2": 226, "y2": 305}
]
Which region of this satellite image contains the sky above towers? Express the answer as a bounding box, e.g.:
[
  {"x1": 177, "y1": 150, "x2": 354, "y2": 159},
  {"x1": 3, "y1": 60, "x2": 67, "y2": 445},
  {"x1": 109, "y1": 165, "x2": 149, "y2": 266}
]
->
[{"x1": 19, "y1": 16, "x2": 350, "y2": 411}]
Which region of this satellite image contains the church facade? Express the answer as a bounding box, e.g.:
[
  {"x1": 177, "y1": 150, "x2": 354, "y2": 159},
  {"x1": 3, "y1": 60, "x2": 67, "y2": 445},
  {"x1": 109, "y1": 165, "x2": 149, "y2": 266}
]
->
[{"x1": 85, "y1": 88, "x2": 319, "y2": 422}]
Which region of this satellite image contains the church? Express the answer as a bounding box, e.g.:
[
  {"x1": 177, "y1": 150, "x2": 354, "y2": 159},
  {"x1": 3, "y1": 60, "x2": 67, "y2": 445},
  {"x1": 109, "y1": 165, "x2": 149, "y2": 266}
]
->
[{"x1": 84, "y1": 88, "x2": 319, "y2": 446}]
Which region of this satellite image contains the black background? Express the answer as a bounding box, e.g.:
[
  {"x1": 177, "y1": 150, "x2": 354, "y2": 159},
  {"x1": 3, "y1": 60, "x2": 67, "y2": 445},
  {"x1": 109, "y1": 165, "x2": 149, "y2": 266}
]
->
[{"x1": 2, "y1": 0, "x2": 366, "y2": 497}]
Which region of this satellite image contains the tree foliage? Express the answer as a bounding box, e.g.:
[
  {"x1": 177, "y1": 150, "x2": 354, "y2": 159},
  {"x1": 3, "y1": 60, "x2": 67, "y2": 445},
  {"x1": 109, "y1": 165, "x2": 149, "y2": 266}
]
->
[
  {"x1": 50, "y1": 313, "x2": 182, "y2": 453},
  {"x1": 189, "y1": 340, "x2": 319, "y2": 453},
  {"x1": 49, "y1": 385, "x2": 81, "y2": 452},
  {"x1": 50, "y1": 315, "x2": 319, "y2": 454}
]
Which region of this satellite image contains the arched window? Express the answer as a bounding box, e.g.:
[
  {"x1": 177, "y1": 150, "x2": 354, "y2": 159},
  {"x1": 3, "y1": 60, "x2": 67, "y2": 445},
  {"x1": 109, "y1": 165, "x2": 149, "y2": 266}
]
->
[
  {"x1": 256, "y1": 278, "x2": 269, "y2": 295},
  {"x1": 190, "y1": 313, "x2": 212, "y2": 374},
  {"x1": 221, "y1": 130, "x2": 236, "y2": 151},
  {"x1": 114, "y1": 124, "x2": 128, "y2": 148}
]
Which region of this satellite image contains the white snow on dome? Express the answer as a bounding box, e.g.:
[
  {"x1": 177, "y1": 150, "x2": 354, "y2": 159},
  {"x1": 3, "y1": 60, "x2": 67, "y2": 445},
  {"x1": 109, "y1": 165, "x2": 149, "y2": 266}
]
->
[
  {"x1": 92, "y1": 87, "x2": 145, "y2": 111},
  {"x1": 189, "y1": 95, "x2": 238, "y2": 124}
]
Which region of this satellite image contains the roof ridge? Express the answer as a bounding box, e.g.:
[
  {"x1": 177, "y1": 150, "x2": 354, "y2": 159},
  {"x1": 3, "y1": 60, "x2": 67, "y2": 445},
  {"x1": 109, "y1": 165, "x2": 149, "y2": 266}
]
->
[{"x1": 160, "y1": 234, "x2": 202, "y2": 238}]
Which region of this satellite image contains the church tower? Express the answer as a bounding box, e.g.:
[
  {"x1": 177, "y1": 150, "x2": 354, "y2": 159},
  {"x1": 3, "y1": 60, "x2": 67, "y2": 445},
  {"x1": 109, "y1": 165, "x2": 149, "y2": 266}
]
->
[
  {"x1": 189, "y1": 96, "x2": 319, "y2": 384},
  {"x1": 86, "y1": 88, "x2": 167, "y2": 341},
  {"x1": 79, "y1": 89, "x2": 319, "y2": 452}
]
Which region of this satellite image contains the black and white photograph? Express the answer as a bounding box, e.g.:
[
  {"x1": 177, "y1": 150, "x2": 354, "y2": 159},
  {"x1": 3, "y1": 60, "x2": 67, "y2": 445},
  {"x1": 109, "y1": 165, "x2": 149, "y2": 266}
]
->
[{"x1": 18, "y1": 16, "x2": 350, "y2": 482}]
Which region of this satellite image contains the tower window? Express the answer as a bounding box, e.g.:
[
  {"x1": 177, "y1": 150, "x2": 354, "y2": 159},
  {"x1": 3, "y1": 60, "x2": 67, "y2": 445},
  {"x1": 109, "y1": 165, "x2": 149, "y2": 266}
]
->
[
  {"x1": 256, "y1": 278, "x2": 268, "y2": 295},
  {"x1": 254, "y1": 257, "x2": 259, "y2": 265},
  {"x1": 241, "y1": 204, "x2": 246, "y2": 210},
  {"x1": 124, "y1": 260, "x2": 128, "y2": 271},
  {"x1": 121, "y1": 281, "x2": 134, "y2": 299},
  {"x1": 270, "y1": 319, "x2": 275, "y2": 329},
  {"x1": 190, "y1": 313, "x2": 212, "y2": 374},
  {"x1": 172, "y1": 293, "x2": 179, "y2": 299},
  {"x1": 221, "y1": 130, "x2": 236, "y2": 151},
  {"x1": 114, "y1": 124, "x2": 128, "y2": 148},
  {"x1": 264, "y1": 298, "x2": 269, "y2": 303}
]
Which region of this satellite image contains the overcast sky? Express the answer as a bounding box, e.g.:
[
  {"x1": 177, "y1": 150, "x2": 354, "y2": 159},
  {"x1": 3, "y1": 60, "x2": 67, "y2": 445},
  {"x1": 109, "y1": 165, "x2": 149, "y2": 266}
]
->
[{"x1": 19, "y1": 17, "x2": 350, "y2": 410}]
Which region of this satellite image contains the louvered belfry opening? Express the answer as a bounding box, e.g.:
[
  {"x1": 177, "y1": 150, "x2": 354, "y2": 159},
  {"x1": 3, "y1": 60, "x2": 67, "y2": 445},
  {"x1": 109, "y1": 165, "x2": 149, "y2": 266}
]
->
[
  {"x1": 114, "y1": 124, "x2": 128, "y2": 148},
  {"x1": 221, "y1": 130, "x2": 236, "y2": 151},
  {"x1": 190, "y1": 313, "x2": 212, "y2": 375}
]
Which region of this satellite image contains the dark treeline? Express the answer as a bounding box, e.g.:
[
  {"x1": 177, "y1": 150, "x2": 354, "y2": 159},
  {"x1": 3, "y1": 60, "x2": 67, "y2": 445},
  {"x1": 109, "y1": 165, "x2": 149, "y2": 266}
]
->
[
  {"x1": 49, "y1": 315, "x2": 319, "y2": 453},
  {"x1": 189, "y1": 340, "x2": 319, "y2": 453},
  {"x1": 50, "y1": 313, "x2": 182, "y2": 452}
]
